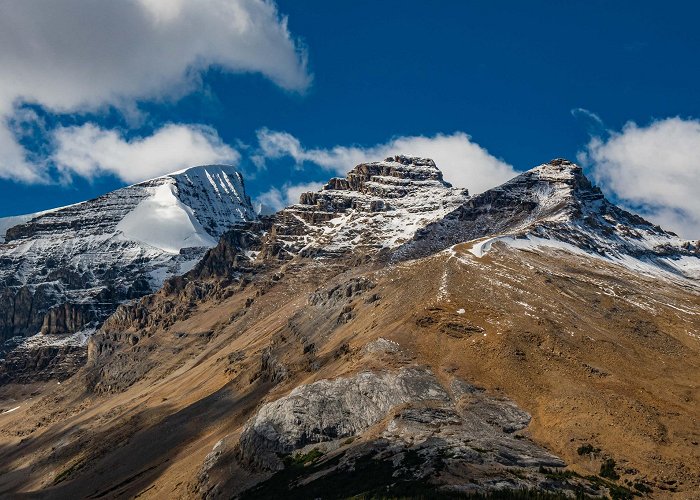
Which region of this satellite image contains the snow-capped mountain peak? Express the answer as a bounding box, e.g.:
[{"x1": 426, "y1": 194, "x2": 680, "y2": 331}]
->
[
  {"x1": 264, "y1": 156, "x2": 469, "y2": 258},
  {"x1": 115, "y1": 164, "x2": 255, "y2": 254},
  {"x1": 0, "y1": 164, "x2": 256, "y2": 341},
  {"x1": 402, "y1": 158, "x2": 699, "y2": 280}
]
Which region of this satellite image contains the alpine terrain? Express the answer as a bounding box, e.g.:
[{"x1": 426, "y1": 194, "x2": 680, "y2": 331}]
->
[
  {"x1": 0, "y1": 156, "x2": 698, "y2": 499},
  {"x1": 0, "y1": 165, "x2": 256, "y2": 383}
]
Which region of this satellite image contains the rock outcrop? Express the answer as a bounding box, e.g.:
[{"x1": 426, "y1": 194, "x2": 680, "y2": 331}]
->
[
  {"x1": 238, "y1": 368, "x2": 451, "y2": 469},
  {"x1": 200, "y1": 367, "x2": 606, "y2": 497},
  {"x1": 0, "y1": 344, "x2": 86, "y2": 384}
]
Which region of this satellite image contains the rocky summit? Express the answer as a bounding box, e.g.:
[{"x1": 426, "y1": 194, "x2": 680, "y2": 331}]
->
[{"x1": 0, "y1": 157, "x2": 699, "y2": 499}]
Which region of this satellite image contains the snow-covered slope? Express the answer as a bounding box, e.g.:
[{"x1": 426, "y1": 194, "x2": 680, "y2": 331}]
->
[
  {"x1": 401, "y1": 159, "x2": 700, "y2": 280},
  {"x1": 115, "y1": 166, "x2": 254, "y2": 253},
  {"x1": 264, "y1": 155, "x2": 470, "y2": 259},
  {"x1": 0, "y1": 165, "x2": 256, "y2": 342},
  {"x1": 256, "y1": 156, "x2": 699, "y2": 282}
]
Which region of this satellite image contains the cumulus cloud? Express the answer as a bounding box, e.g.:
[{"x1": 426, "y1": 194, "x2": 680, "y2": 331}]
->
[
  {"x1": 580, "y1": 117, "x2": 700, "y2": 238},
  {"x1": 0, "y1": 0, "x2": 310, "y2": 182},
  {"x1": 256, "y1": 181, "x2": 324, "y2": 211},
  {"x1": 0, "y1": 123, "x2": 40, "y2": 183},
  {"x1": 52, "y1": 123, "x2": 239, "y2": 183},
  {"x1": 255, "y1": 130, "x2": 516, "y2": 194}
]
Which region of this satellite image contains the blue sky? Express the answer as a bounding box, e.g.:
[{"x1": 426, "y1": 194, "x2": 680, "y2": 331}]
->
[{"x1": 1, "y1": 0, "x2": 699, "y2": 236}]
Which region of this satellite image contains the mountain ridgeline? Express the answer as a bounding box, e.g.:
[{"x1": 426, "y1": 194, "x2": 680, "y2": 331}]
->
[{"x1": 0, "y1": 156, "x2": 699, "y2": 498}]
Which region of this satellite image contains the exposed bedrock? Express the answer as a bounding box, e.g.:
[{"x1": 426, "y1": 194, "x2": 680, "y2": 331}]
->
[
  {"x1": 236, "y1": 368, "x2": 561, "y2": 472},
  {"x1": 195, "y1": 366, "x2": 586, "y2": 498},
  {"x1": 0, "y1": 344, "x2": 86, "y2": 384}
]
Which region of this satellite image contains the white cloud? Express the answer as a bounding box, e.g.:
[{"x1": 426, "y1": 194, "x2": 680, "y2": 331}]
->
[
  {"x1": 256, "y1": 181, "x2": 324, "y2": 211},
  {"x1": 255, "y1": 130, "x2": 516, "y2": 194},
  {"x1": 580, "y1": 117, "x2": 700, "y2": 238},
  {"x1": 0, "y1": 122, "x2": 41, "y2": 183},
  {"x1": 0, "y1": 0, "x2": 310, "y2": 182},
  {"x1": 52, "y1": 123, "x2": 239, "y2": 183}
]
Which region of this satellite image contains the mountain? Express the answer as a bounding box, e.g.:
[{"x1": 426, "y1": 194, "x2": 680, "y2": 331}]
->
[
  {"x1": 0, "y1": 157, "x2": 698, "y2": 498},
  {"x1": 400, "y1": 158, "x2": 699, "y2": 277},
  {"x1": 273, "y1": 156, "x2": 469, "y2": 258},
  {"x1": 0, "y1": 165, "x2": 256, "y2": 382}
]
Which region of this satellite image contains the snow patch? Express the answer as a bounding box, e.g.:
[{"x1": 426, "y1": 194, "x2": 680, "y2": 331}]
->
[
  {"x1": 468, "y1": 237, "x2": 501, "y2": 258},
  {"x1": 463, "y1": 234, "x2": 700, "y2": 284},
  {"x1": 18, "y1": 327, "x2": 97, "y2": 349},
  {"x1": 117, "y1": 181, "x2": 217, "y2": 253}
]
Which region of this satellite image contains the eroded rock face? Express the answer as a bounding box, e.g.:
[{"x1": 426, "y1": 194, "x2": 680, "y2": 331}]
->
[
  {"x1": 199, "y1": 366, "x2": 591, "y2": 498},
  {"x1": 261, "y1": 155, "x2": 469, "y2": 259},
  {"x1": 308, "y1": 276, "x2": 376, "y2": 307},
  {"x1": 40, "y1": 303, "x2": 93, "y2": 336},
  {"x1": 0, "y1": 344, "x2": 86, "y2": 384},
  {"x1": 238, "y1": 368, "x2": 450, "y2": 469},
  {"x1": 301, "y1": 156, "x2": 449, "y2": 206}
]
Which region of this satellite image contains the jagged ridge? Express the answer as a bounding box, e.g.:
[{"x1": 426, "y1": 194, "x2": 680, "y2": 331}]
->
[
  {"x1": 101, "y1": 156, "x2": 700, "y2": 341},
  {"x1": 266, "y1": 155, "x2": 469, "y2": 259}
]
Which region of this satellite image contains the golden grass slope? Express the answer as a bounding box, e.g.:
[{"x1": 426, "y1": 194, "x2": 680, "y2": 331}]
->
[{"x1": 0, "y1": 241, "x2": 698, "y2": 498}]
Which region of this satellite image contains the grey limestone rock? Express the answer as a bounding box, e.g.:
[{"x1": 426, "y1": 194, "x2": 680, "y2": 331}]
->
[{"x1": 238, "y1": 367, "x2": 450, "y2": 469}]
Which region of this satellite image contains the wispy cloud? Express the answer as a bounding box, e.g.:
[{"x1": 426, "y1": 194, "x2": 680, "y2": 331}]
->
[{"x1": 570, "y1": 108, "x2": 604, "y2": 127}]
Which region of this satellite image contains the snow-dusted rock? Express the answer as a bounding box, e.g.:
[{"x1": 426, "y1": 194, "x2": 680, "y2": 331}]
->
[
  {"x1": 0, "y1": 165, "x2": 255, "y2": 344},
  {"x1": 399, "y1": 159, "x2": 700, "y2": 280},
  {"x1": 261, "y1": 155, "x2": 470, "y2": 259}
]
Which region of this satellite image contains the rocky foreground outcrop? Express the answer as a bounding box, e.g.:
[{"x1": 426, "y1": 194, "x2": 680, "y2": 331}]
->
[
  {"x1": 238, "y1": 368, "x2": 453, "y2": 469},
  {"x1": 196, "y1": 366, "x2": 609, "y2": 498}
]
